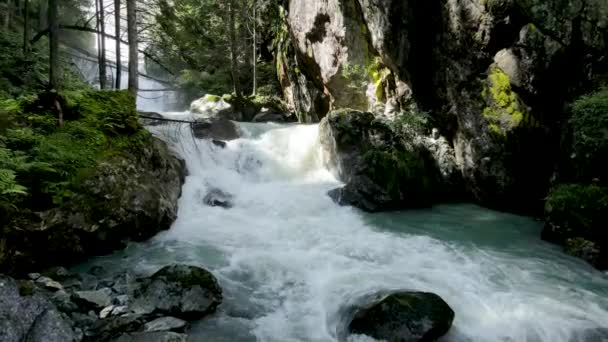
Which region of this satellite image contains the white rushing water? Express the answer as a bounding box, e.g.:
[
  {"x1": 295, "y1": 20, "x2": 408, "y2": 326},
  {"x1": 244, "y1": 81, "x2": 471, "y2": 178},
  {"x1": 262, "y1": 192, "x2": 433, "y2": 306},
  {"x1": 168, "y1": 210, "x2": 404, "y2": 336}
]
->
[{"x1": 82, "y1": 114, "x2": 608, "y2": 342}]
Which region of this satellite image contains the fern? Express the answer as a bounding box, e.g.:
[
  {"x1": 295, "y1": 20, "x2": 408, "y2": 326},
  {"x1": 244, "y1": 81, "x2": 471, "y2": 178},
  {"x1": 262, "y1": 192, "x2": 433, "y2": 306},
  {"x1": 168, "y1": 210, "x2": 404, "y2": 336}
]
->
[{"x1": 0, "y1": 169, "x2": 26, "y2": 195}]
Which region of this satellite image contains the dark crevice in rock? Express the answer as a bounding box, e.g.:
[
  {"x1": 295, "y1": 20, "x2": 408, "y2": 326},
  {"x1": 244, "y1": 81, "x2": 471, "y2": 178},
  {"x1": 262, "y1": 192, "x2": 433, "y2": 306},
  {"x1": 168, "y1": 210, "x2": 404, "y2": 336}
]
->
[{"x1": 305, "y1": 13, "x2": 331, "y2": 43}]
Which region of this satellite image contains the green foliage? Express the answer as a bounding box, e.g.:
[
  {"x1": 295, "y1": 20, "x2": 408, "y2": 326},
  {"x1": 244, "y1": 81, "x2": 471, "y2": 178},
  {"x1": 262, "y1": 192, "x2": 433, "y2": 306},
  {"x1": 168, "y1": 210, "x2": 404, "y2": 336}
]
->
[
  {"x1": 545, "y1": 184, "x2": 608, "y2": 240},
  {"x1": 341, "y1": 63, "x2": 368, "y2": 90},
  {"x1": 391, "y1": 110, "x2": 433, "y2": 137},
  {"x1": 0, "y1": 90, "x2": 147, "y2": 211},
  {"x1": 0, "y1": 31, "x2": 49, "y2": 98},
  {"x1": 570, "y1": 88, "x2": 608, "y2": 182},
  {"x1": 63, "y1": 90, "x2": 141, "y2": 135}
]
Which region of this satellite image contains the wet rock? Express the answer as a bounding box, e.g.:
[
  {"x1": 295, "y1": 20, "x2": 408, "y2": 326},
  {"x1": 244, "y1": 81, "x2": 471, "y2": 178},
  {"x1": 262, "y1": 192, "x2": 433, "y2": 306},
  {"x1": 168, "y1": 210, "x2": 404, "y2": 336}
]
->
[
  {"x1": 51, "y1": 290, "x2": 78, "y2": 313},
  {"x1": 87, "y1": 314, "x2": 145, "y2": 341},
  {"x1": 73, "y1": 288, "x2": 113, "y2": 310},
  {"x1": 100, "y1": 306, "x2": 116, "y2": 319},
  {"x1": 132, "y1": 264, "x2": 222, "y2": 320},
  {"x1": 202, "y1": 188, "x2": 234, "y2": 209},
  {"x1": 143, "y1": 317, "x2": 188, "y2": 333},
  {"x1": 252, "y1": 108, "x2": 289, "y2": 123},
  {"x1": 42, "y1": 266, "x2": 73, "y2": 281},
  {"x1": 191, "y1": 118, "x2": 239, "y2": 141},
  {"x1": 114, "y1": 331, "x2": 187, "y2": 342},
  {"x1": 70, "y1": 311, "x2": 99, "y2": 329},
  {"x1": 0, "y1": 275, "x2": 77, "y2": 342},
  {"x1": 347, "y1": 291, "x2": 455, "y2": 342},
  {"x1": 89, "y1": 266, "x2": 106, "y2": 277},
  {"x1": 212, "y1": 139, "x2": 227, "y2": 148},
  {"x1": 28, "y1": 273, "x2": 41, "y2": 280},
  {"x1": 35, "y1": 276, "x2": 64, "y2": 291},
  {"x1": 328, "y1": 177, "x2": 394, "y2": 212},
  {"x1": 114, "y1": 294, "x2": 129, "y2": 306}
]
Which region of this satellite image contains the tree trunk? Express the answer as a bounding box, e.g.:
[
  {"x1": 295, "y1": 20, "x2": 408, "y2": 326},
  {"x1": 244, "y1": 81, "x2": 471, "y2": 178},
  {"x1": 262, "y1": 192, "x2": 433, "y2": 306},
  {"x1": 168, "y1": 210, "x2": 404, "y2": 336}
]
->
[
  {"x1": 38, "y1": 0, "x2": 47, "y2": 31},
  {"x1": 4, "y1": 0, "x2": 11, "y2": 30},
  {"x1": 23, "y1": 0, "x2": 29, "y2": 53},
  {"x1": 228, "y1": 0, "x2": 241, "y2": 98},
  {"x1": 114, "y1": 0, "x2": 121, "y2": 89},
  {"x1": 48, "y1": 0, "x2": 59, "y2": 90},
  {"x1": 252, "y1": 1, "x2": 256, "y2": 96},
  {"x1": 97, "y1": 0, "x2": 107, "y2": 89},
  {"x1": 126, "y1": 0, "x2": 138, "y2": 97}
]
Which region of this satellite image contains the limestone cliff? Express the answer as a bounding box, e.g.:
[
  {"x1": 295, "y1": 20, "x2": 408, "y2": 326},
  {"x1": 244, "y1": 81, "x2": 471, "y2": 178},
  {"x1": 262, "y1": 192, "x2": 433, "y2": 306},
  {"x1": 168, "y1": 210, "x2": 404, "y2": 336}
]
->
[{"x1": 276, "y1": 0, "x2": 608, "y2": 212}]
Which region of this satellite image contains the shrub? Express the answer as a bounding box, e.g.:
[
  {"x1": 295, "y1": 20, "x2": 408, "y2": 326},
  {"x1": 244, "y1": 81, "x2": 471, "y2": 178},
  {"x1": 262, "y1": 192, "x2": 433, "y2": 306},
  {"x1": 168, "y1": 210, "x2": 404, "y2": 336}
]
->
[
  {"x1": 570, "y1": 88, "x2": 608, "y2": 183},
  {"x1": 545, "y1": 184, "x2": 608, "y2": 242}
]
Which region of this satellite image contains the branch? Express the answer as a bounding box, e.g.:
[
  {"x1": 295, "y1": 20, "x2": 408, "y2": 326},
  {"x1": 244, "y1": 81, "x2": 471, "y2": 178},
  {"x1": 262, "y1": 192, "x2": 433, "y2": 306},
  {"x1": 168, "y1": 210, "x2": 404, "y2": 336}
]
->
[{"x1": 31, "y1": 25, "x2": 175, "y2": 76}]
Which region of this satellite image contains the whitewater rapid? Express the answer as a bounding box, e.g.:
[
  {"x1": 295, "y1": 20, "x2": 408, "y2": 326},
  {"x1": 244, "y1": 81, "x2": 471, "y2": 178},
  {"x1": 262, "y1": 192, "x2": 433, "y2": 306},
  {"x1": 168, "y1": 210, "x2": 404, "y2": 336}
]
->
[{"x1": 84, "y1": 115, "x2": 608, "y2": 342}]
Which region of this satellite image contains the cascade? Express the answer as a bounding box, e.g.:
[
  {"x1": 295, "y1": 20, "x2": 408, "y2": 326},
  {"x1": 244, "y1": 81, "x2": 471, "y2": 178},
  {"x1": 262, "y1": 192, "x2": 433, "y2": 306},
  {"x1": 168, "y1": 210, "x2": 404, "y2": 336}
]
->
[{"x1": 77, "y1": 111, "x2": 608, "y2": 342}]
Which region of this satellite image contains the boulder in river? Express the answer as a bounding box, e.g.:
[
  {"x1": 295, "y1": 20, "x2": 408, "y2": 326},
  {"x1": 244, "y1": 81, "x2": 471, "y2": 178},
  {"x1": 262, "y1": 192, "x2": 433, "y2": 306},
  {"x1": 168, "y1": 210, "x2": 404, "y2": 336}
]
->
[
  {"x1": 133, "y1": 265, "x2": 222, "y2": 320},
  {"x1": 0, "y1": 275, "x2": 78, "y2": 342},
  {"x1": 252, "y1": 107, "x2": 291, "y2": 123},
  {"x1": 202, "y1": 188, "x2": 234, "y2": 209},
  {"x1": 320, "y1": 110, "x2": 436, "y2": 211},
  {"x1": 191, "y1": 118, "x2": 240, "y2": 141},
  {"x1": 347, "y1": 291, "x2": 455, "y2": 342},
  {"x1": 190, "y1": 94, "x2": 241, "y2": 121}
]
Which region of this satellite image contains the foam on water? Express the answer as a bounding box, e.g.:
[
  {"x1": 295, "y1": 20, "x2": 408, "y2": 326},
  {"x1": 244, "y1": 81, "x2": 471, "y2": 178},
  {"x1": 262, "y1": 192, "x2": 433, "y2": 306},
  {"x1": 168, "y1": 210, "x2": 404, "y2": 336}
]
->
[{"x1": 85, "y1": 115, "x2": 608, "y2": 342}]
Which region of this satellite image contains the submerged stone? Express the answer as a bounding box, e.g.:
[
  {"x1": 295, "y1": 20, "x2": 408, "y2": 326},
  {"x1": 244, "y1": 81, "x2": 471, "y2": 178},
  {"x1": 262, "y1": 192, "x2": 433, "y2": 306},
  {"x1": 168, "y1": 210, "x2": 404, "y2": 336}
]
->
[{"x1": 202, "y1": 188, "x2": 234, "y2": 209}]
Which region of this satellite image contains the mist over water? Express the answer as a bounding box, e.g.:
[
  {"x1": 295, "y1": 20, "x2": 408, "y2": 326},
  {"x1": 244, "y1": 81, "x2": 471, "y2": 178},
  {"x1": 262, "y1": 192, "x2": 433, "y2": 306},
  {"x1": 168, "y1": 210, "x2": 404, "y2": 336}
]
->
[{"x1": 76, "y1": 112, "x2": 608, "y2": 342}]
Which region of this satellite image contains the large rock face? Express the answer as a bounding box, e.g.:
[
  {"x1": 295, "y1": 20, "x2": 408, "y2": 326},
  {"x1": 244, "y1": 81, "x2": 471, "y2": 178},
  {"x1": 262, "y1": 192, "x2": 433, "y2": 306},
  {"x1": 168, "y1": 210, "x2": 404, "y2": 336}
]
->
[
  {"x1": 1, "y1": 137, "x2": 186, "y2": 275},
  {"x1": 278, "y1": 0, "x2": 608, "y2": 212}
]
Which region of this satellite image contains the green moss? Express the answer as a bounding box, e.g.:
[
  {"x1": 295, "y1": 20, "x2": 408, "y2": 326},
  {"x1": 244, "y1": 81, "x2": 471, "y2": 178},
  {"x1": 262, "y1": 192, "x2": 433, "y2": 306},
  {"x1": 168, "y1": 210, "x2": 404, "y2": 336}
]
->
[
  {"x1": 363, "y1": 148, "x2": 430, "y2": 198},
  {"x1": 18, "y1": 281, "x2": 35, "y2": 297},
  {"x1": 481, "y1": 66, "x2": 532, "y2": 136},
  {"x1": 204, "y1": 94, "x2": 221, "y2": 102}
]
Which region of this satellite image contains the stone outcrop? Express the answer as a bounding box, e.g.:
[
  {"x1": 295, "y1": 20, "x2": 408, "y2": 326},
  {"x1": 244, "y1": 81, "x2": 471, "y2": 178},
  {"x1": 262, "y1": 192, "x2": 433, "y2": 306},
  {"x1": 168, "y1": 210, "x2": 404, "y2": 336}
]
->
[
  {"x1": 0, "y1": 136, "x2": 186, "y2": 275},
  {"x1": 277, "y1": 0, "x2": 608, "y2": 212}
]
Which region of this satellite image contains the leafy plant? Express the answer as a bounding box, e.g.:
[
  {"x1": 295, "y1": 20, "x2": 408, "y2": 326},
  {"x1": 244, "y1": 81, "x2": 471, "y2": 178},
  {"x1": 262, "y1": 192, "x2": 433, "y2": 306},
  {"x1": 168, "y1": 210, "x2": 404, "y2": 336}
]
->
[{"x1": 570, "y1": 88, "x2": 608, "y2": 183}]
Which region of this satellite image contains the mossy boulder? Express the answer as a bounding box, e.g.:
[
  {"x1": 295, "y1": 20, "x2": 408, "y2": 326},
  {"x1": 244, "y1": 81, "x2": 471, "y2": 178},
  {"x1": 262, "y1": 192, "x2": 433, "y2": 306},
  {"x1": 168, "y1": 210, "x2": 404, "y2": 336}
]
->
[
  {"x1": 320, "y1": 110, "x2": 436, "y2": 211},
  {"x1": 543, "y1": 184, "x2": 608, "y2": 269},
  {"x1": 0, "y1": 90, "x2": 186, "y2": 275},
  {"x1": 133, "y1": 265, "x2": 222, "y2": 320},
  {"x1": 346, "y1": 291, "x2": 455, "y2": 342}
]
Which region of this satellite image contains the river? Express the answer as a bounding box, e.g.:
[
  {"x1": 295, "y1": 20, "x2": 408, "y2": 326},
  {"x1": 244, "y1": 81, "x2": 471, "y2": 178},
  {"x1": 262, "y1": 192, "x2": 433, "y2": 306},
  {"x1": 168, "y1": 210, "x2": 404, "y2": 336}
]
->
[{"x1": 74, "y1": 114, "x2": 608, "y2": 342}]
